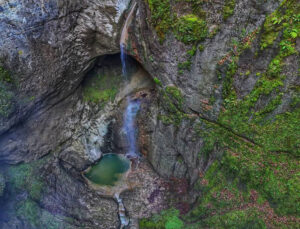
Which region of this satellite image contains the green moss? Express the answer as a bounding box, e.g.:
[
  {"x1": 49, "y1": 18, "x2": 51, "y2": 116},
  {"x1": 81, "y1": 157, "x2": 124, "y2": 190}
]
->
[
  {"x1": 178, "y1": 60, "x2": 192, "y2": 72},
  {"x1": 198, "y1": 45, "x2": 204, "y2": 52},
  {"x1": 0, "y1": 66, "x2": 15, "y2": 117},
  {"x1": 174, "y1": 14, "x2": 207, "y2": 44},
  {"x1": 16, "y1": 200, "x2": 40, "y2": 228},
  {"x1": 147, "y1": 1, "x2": 209, "y2": 44},
  {"x1": 16, "y1": 199, "x2": 73, "y2": 229},
  {"x1": 223, "y1": 0, "x2": 236, "y2": 20},
  {"x1": 139, "y1": 209, "x2": 183, "y2": 229},
  {"x1": 154, "y1": 77, "x2": 162, "y2": 86},
  {"x1": 159, "y1": 86, "x2": 187, "y2": 126},
  {"x1": 8, "y1": 160, "x2": 45, "y2": 201},
  {"x1": 188, "y1": 113, "x2": 300, "y2": 226},
  {"x1": 83, "y1": 73, "x2": 121, "y2": 104},
  {"x1": 147, "y1": 0, "x2": 173, "y2": 41},
  {"x1": 260, "y1": 0, "x2": 299, "y2": 50},
  {"x1": 0, "y1": 66, "x2": 13, "y2": 83}
]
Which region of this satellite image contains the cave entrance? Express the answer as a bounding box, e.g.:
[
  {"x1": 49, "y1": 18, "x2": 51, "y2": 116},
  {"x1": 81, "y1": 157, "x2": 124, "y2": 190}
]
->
[
  {"x1": 81, "y1": 54, "x2": 155, "y2": 105},
  {"x1": 81, "y1": 53, "x2": 156, "y2": 175}
]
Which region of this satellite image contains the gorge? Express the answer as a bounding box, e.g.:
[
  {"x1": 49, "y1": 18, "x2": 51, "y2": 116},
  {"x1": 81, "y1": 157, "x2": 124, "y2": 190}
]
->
[{"x1": 0, "y1": 0, "x2": 299, "y2": 228}]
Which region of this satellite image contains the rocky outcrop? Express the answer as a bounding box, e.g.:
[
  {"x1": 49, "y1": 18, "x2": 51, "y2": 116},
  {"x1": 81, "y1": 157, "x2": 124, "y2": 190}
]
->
[
  {"x1": 0, "y1": 0, "x2": 299, "y2": 228},
  {"x1": 0, "y1": 0, "x2": 127, "y2": 162}
]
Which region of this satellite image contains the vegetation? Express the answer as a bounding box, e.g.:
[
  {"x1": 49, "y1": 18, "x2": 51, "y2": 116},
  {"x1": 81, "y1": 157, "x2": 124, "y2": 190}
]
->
[
  {"x1": 139, "y1": 209, "x2": 183, "y2": 229},
  {"x1": 16, "y1": 199, "x2": 73, "y2": 229},
  {"x1": 174, "y1": 14, "x2": 207, "y2": 44},
  {"x1": 223, "y1": 0, "x2": 236, "y2": 20},
  {"x1": 0, "y1": 66, "x2": 14, "y2": 117},
  {"x1": 142, "y1": 1, "x2": 300, "y2": 227},
  {"x1": 147, "y1": 0, "x2": 173, "y2": 41},
  {"x1": 147, "y1": 0, "x2": 208, "y2": 44},
  {"x1": 8, "y1": 160, "x2": 45, "y2": 201},
  {"x1": 260, "y1": 0, "x2": 299, "y2": 50},
  {"x1": 82, "y1": 73, "x2": 121, "y2": 105},
  {"x1": 154, "y1": 77, "x2": 163, "y2": 86},
  {"x1": 184, "y1": 0, "x2": 300, "y2": 226},
  {"x1": 158, "y1": 85, "x2": 188, "y2": 126}
]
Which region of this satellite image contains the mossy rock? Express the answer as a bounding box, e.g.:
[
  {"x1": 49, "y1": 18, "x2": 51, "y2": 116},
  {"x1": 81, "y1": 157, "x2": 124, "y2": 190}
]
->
[
  {"x1": 82, "y1": 73, "x2": 121, "y2": 105},
  {"x1": 174, "y1": 14, "x2": 208, "y2": 44},
  {"x1": 0, "y1": 173, "x2": 5, "y2": 197},
  {"x1": 7, "y1": 160, "x2": 45, "y2": 201},
  {"x1": 223, "y1": 0, "x2": 236, "y2": 20},
  {"x1": 139, "y1": 208, "x2": 183, "y2": 229},
  {"x1": 0, "y1": 66, "x2": 15, "y2": 117},
  {"x1": 16, "y1": 199, "x2": 73, "y2": 229}
]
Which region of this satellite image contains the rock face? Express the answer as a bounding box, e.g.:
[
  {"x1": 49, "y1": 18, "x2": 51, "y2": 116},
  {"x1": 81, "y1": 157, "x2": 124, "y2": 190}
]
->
[
  {"x1": 0, "y1": 0, "x2": 126, "y2": 162},
  {"x1": 0, "y1": 0, "x2": 299, "y2": 228}
]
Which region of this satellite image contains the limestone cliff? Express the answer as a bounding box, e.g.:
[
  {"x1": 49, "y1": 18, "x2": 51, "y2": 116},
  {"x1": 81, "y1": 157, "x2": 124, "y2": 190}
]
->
[{"x1": 0, "y1": 0, "x2": 299, "y2": 228}]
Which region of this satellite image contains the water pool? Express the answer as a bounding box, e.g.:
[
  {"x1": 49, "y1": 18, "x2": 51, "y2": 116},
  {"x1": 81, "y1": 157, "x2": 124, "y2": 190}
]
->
[{"x1": 84, "y1": 154, "x2": 130, "y2": 186}]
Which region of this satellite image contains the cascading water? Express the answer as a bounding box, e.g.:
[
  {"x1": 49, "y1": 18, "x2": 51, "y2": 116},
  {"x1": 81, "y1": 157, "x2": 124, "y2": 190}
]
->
[
  {"x1": 115, "y1": 193, "x2": 130, "y2": 228},
  {"x1": 120, "y1": 43, "x2": 127, "y2": 77},
  {"x1": 120, "y1": 2, "x2": 137, "y2": 78},
  {"x1": 116, "y1": 2, "x2": 138, "y2": 228},
  {"x1": 123, "y1": 99, "x2": 141, "y2": 158}
]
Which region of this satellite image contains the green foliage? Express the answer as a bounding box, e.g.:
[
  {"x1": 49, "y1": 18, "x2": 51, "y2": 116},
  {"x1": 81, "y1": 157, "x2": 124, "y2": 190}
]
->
[
  {"x1": 16, "y1": 200, "x2": 40, "y2": 228},
  {"x1": 198, "y1": 45, "x2": 204, "y2": 52},
  {"x1": 0, "y1": 66, "x2": 14, "y2": 117},
  {"x1": 139, "y1": 209, "x2": 183, "y2": 229},
  {"x1": 178, "y1": 60, "x2": 192, "y2": 72},
  {"x1": 147, "y1": 0, "x2": 173, "y2": 41},
  {"x1": 189, "y1": 115, "x2": 300, "y2": 226},
  {"x1": 174, "y1": 14, "x2": 207, "y2": 44},
  {"x1": 199, "y1": 209, "x2": 267, "y2": 229},
  {"x1": 260, "y1": 0, "x2": 300, "y2": 50},
  {"x1": 8, "y1": 160, "x2": 45, "y2": 200},
  {"x1": 186, "y1": 2, "x2": 300, "y2": 225},
  {"x1": 223, "y1": 0, "x2": 236, "y2": 20},
  {"x1": 16, "y1": 199, "x2": 72, "y2": 229},
  {"x1": 154, "y1": 77, "x2": 163, "y2": 86},
  {"x1": 219, "y1": 0, "x2": 299, "y2": 156},
  {"x1": 159, "y1": 86, "x2": 187, "y2": 126},
  {"x1": 178, "y1": 46, "x2": 198, "y2": 73},
  {"x1": 83, "y1": 73, "x2": 121, "y2": 104},
  {"x1": 0, "y1": 66, "x2": 13, "y2": 83},
  {"x1": 147, "y1": 1, "x2": 209, "y2": 44}
]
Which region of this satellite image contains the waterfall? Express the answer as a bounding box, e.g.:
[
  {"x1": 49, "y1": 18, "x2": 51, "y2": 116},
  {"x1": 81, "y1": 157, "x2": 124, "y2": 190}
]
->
[
  {"x1": 115, "y1": 193, "x2": 130, "y2": 228},
  {"x1": 116, "y1": 2, "x2": 139, "y2": 228},
  {"x1": 123, "y1": 99, "x2": 141, "y2": 158},
  {"x1": 120, "y1": 2, "x2": 137, "y2": 78}
]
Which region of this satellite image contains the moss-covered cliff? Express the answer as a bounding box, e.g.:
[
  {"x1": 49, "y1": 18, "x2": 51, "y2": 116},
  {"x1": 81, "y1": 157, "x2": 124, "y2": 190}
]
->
[{"x1": 0, "y1": 0, "x2": 299, "y2": 228}]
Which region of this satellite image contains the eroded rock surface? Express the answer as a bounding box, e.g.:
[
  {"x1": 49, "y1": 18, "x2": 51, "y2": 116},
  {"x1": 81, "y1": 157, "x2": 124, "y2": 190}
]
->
[{"x1": 0, "y1": 0, "x2": 299, "y2": 228}]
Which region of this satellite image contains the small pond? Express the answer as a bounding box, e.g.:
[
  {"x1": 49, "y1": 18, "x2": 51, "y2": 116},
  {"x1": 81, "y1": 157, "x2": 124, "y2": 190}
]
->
[{"x1": 84, "y1": 154, "x2": 130, "y2": 186}]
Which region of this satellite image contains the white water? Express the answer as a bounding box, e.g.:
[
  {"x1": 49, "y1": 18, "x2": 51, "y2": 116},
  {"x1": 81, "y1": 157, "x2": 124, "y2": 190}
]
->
[
  {"x1": 120, "y1": 2, "x2": 137, "y2": 78},
  {"x1": 114, "y1": 193, "x2": 130, "y2": 228},
  {"x1": 117, "y1": 2, "x2": 139, "y2": 228},
  {"x1": 123, "y1": 99, "x2": 141, "y2": 158}
]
